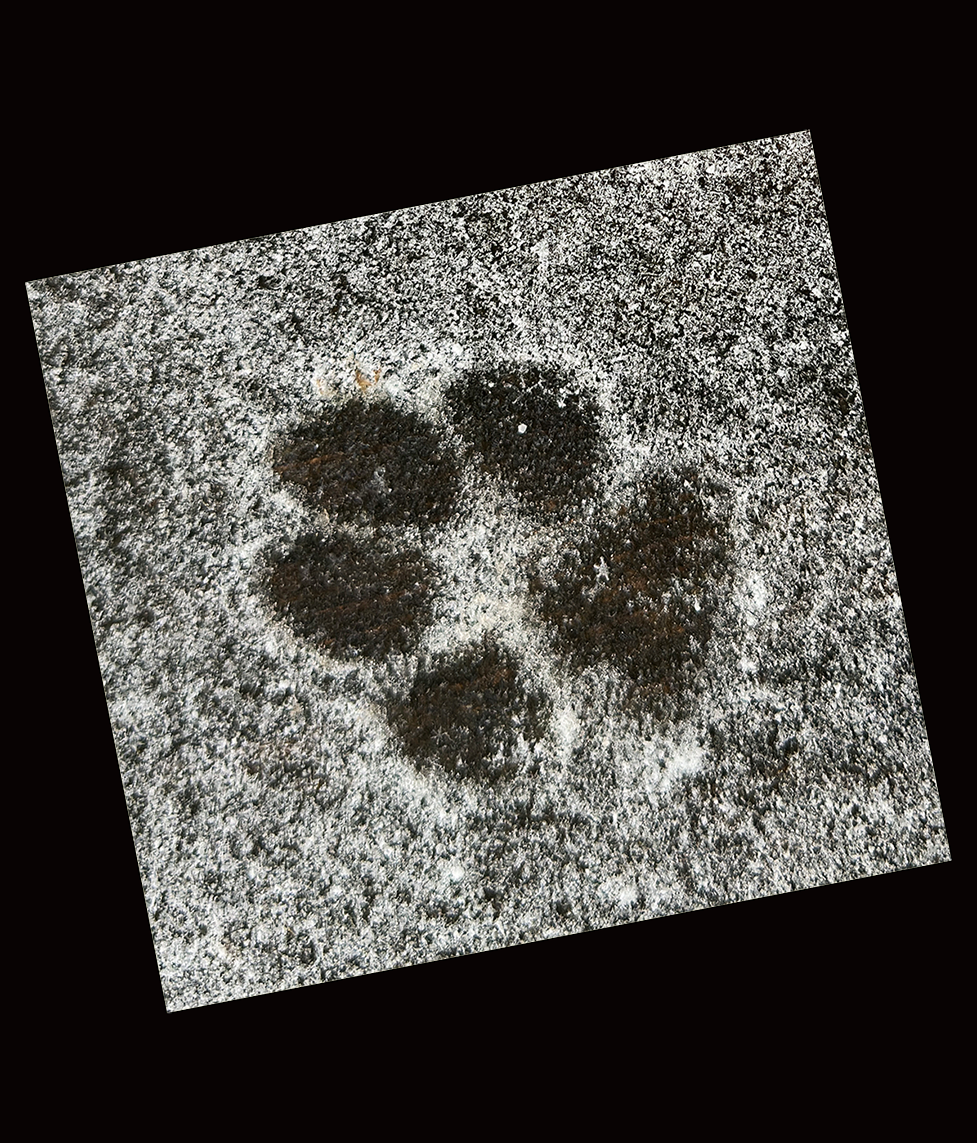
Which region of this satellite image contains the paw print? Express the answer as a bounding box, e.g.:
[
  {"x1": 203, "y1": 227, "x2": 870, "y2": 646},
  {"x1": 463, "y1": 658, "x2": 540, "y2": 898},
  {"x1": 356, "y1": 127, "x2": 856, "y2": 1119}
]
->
[{"x1": 262, "y1": 364, "x2": 730, "y2": 783}]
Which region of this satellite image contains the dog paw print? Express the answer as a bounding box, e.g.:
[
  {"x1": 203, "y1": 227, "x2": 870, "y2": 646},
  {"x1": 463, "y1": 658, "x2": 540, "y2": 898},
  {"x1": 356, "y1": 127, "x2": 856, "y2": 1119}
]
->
[{"x1": 262, "y1": 365, "x2": 729, "y2": 782}]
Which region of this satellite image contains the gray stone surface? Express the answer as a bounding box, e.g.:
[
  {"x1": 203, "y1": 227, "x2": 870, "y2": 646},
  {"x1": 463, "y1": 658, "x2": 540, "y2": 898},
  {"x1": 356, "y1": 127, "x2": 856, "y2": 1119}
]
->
[{"x1": 27, "y1": 130, "x2": 950, "y2": 1012}]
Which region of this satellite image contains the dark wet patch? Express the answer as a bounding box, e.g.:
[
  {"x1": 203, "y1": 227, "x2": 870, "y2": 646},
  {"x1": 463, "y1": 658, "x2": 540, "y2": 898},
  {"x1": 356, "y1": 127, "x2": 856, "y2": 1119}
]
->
[
  {"x1": 444, "y1": 366, "x2": 601, "y2": 517},
  {"x1": 272, "y1": 401, "x2": 461, "y2": 531},
  {"x1": 386, "y1": 637, "x2": 551, "y2": 783},
  {"x1": 265, "y1": 532, "x2": 435, "y2": 659},
  {"x1": 528, "y1": 467, "x2": 730, "y2": 720}
]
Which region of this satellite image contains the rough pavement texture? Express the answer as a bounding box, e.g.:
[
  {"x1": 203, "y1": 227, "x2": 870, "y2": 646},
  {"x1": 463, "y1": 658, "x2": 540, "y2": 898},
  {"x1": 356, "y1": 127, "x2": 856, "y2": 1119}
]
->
[{"x1": 27, "y1": 130, "x2": 950, "y2": 1012}]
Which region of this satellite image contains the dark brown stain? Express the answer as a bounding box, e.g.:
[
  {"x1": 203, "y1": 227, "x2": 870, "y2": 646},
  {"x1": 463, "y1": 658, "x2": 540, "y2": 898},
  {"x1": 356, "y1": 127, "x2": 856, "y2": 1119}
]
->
[
  {"x1": 386, "y1": 636, "x2": 551, "y2": 783},
  {"x1": 272, "y1": 401, "x2": 461, "y2": 531},
  {"x1": 528, "y1": 467, "x2": 729, "y2": 721},
  {"x1": 444, "y1": 366, "x2": 601, "y2": 517},
  {"x1": 266, "y1": 532, "x2": 435, "y2": 660}
]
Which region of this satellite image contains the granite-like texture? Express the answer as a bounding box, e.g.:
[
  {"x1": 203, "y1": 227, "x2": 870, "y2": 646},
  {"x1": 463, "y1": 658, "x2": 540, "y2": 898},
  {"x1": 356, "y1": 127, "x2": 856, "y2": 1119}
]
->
[{"x1": 27, "y1": 130, "x2": 949, "y2": 1012}]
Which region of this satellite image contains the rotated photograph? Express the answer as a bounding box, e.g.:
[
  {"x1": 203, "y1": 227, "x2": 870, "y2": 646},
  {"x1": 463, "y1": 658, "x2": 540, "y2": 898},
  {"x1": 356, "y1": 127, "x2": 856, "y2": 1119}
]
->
[{"x1": 26, "y1": 129, "x2": 951, "y2": 1013}]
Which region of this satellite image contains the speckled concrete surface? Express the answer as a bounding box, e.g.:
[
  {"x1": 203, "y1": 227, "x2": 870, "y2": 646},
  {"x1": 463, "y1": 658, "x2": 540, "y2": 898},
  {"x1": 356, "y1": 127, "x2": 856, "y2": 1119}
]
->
[{"x1": 27, "y1": 130, "x2": 950, "y2": 1012}]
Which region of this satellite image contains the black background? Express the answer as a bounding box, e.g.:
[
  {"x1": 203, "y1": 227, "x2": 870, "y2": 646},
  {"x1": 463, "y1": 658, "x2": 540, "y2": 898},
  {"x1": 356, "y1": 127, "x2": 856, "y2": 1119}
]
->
[{"x1": 16, "y1": 94, "x2": 958, "y2": 1052}]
